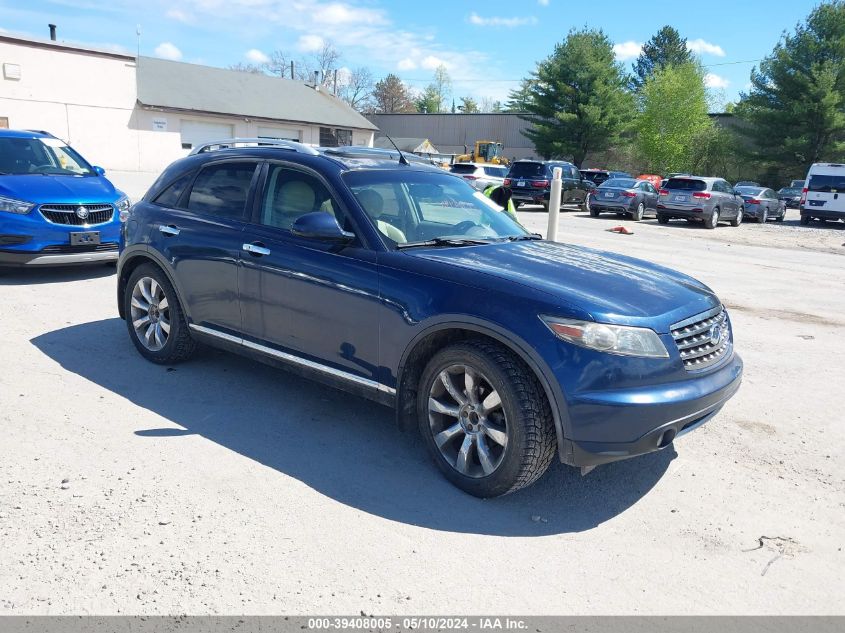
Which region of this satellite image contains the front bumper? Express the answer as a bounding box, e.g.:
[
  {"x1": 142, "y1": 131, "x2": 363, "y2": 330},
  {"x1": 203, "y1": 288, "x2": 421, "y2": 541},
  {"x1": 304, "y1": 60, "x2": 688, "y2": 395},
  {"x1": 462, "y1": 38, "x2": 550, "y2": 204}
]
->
[
  {"x1": 559, "y1": 352, "x2": 743, "y2": 467},
  {"x1": 0, "y1": 245, "x2": 118, "y2": 266}
]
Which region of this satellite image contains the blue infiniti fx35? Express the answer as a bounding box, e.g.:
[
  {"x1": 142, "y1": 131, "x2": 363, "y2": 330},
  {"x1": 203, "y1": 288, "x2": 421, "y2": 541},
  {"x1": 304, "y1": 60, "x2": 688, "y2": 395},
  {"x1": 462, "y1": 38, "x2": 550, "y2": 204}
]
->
[
  {"x1": 117, "y1": 141, "x2": 743, "y2": 497},
  {"x1": 0, "y1": 129, "x2": 130, "y2": 267}
]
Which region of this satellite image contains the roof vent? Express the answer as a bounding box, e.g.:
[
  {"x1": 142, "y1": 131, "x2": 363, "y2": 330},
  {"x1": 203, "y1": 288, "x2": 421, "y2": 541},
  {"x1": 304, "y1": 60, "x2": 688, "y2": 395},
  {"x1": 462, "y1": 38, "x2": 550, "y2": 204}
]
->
[{"x1": 48, "y1": 24, "x2": 57, "y2": 41}]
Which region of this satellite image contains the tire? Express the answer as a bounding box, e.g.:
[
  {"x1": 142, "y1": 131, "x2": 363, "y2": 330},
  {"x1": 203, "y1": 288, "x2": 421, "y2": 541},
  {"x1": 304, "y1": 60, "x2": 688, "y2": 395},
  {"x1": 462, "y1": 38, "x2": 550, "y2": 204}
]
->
[
  {"x1": 800, "y1": 214, "x2": 811, "y2": 225},
  {"x1": 632, "y1": 202, "x2": 645, "y2": 221},
  {"x1": 589, "y1": 208, "x2": 600, "y2": 218},
  {"x1": 657, "y1": 214, "x2": 669, "y2": 225},
  {"x1": 541, "y1": 201, "x2": 549, "y2": 211},
  {"x1": 124, "y1": 263, "x2": 196, "y2": 364},
  {"x1": 704, "y1": 207, "x2": 720, "y2": 229},
  {"x1": 417, "y1": 340, "x2": 556, "y2": 498},
  {"x1": 730, "y1": 208, "x2": 743, "y2": 227},
  {"x1": 582, "y1": 196, "x2": 590, "y2": 213},
  {"x1": 760, "y1": 207, "x2": 768, "y2": 223}
]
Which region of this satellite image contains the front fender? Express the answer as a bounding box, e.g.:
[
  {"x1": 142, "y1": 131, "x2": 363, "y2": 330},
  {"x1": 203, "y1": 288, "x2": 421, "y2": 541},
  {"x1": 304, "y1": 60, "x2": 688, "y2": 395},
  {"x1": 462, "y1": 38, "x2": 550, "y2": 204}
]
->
[{"x1": 116, "y1": 245, "x2": 188, "y2": 321}]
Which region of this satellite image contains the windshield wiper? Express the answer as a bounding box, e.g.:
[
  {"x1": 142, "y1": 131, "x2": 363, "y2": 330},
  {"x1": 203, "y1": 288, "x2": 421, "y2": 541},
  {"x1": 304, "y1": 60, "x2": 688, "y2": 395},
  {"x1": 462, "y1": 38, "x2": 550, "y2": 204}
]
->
[
  {"x1": 506, "y1": 233, "x2": 543, "y2": 241},
  {"x1": 396, "y1": 237, "x2": 496, "y2": 250}
]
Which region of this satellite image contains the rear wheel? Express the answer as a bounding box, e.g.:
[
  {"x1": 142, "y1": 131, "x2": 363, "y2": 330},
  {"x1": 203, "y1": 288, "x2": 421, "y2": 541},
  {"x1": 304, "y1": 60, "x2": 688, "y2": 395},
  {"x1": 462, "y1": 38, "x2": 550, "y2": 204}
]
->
[
  {"x1": 657, "y1": 214, "x2": 670, "y2": 225},
  {"x1": 730, "y1": 208, "x2": 743, "y2": 227},
  {"x1": 632, "y1": 202, "x2": 645, "y2": 221},
  {"x1": 124, "y1": 264, "x2": 196, "y2": 364},
  {"x1": 417, "y1": 340, "x2": 556, "y2": 497},
  {"x1": 704, "y1": 208, "x2": 720, "y2": 229},
  {"x1": 589, "y1": 208, "x2": 600, "y2": 218},
  {"x1": 800, "y1": 214, "x2": 811, "y2": 225},
  {"x1": 760, "y1": 207, "x2": 769, "y2": 223}
]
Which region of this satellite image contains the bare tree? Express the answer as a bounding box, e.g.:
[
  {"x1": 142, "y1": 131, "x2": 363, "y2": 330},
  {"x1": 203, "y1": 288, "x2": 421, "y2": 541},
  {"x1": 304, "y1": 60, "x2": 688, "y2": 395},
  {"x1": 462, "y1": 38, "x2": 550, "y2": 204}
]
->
[
  {"x1": 262, "y1": 50, "x2": 291, "y2": 78},
  {"x1": 309, "y1": 42, "x2": 341, "y2": 86},
  {"x1": 337, "y1": 66, "x2": 375, "y2": 111},
  {"x1": 372, "y1": 73, "x2": 416, "y2": 113},
  {"x1": 229, "y1": 62, "x2": 264, "y2": 74}
]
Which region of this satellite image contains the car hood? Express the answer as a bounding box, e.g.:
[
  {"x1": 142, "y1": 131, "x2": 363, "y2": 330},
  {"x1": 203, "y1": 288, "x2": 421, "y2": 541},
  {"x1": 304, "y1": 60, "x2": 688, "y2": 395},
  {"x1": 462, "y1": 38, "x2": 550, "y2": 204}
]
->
[
  {"x1": 0, "y1": 174, "x2": 120, "y2": 204},
  {"x1": 408, "y1": 240, "x2": 719, "y2": 332}
]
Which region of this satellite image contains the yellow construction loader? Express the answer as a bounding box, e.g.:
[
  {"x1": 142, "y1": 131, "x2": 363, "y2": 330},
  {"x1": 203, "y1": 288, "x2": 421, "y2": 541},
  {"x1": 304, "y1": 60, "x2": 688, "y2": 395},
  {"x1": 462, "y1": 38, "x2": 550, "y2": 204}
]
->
[{"x1": 455, "y1": 140, "x2": 509, "y2": 166}]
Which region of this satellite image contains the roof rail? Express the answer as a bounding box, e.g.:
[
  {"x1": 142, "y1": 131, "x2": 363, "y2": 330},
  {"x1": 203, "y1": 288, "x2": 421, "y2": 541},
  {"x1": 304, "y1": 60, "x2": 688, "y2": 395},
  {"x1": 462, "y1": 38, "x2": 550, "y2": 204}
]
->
[{"x1": 189, "y1": 137, "x2": 319, "y2": 156}]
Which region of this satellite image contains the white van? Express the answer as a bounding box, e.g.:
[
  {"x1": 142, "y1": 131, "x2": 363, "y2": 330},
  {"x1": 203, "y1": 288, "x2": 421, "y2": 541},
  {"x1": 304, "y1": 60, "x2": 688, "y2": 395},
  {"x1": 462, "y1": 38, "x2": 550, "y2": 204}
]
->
[{"x1": 800, "y1": 163, "x2": 845, "y2": 224}]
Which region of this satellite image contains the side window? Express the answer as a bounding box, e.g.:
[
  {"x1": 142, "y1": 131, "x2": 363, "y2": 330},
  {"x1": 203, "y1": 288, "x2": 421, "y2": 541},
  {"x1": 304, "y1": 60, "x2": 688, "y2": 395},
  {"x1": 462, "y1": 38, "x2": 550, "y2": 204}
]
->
[
  {"x1": 153, "y1": 172, "x2": 194, "y2": 208},
  {"x1": 260, "y1": 164, "x2": 345, "y2": 231},
  {"x1": 567, "y1": 166, "x2": 579, "y2": 180},
  {"x1": 186, "y1": 162, "x2": 257, "y2": 219},
  {"x1": 714, "y1": 181, "x2": 725, "y2": 194}
]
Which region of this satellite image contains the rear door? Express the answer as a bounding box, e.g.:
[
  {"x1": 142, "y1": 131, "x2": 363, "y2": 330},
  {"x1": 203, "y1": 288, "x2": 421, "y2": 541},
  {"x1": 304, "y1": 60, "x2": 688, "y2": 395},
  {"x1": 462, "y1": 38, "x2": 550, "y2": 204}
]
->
[
  {"x1": 806, "y1": 170, "x2": 845, "y2": 213},
  {"x1": 150, "y1": 160, "x2": 260, "y2": 334},
  {"x1": 638, "y1": 181, "x2": 658, "y2": 209}
]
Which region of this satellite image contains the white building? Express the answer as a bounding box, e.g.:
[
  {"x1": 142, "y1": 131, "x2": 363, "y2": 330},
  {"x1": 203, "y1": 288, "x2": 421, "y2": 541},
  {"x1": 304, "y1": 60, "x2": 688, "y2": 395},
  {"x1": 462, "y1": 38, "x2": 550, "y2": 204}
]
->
[{"x1": 0, "y1": 34, "x2": 377, "y2": 198}]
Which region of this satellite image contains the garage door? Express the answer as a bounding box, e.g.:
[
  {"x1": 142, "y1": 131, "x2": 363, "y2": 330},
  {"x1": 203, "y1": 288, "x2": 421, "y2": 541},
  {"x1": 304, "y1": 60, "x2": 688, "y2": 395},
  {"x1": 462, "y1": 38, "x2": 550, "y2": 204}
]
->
[
  {"x1": 180, "y1": 120, "x2": 234, "y2": 150},
  {"x1": 257, "y1": 126, "x2": 300, "y2": 141}
]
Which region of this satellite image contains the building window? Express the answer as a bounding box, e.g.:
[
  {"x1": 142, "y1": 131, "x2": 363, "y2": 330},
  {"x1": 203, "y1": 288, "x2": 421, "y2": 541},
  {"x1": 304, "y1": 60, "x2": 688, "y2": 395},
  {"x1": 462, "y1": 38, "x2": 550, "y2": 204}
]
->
[
  {"x1": 319, "y1": 127, "x2": 353, "y2": 147},
  {"x1": 0, "y1": 117, "x2": 8, "y2": 128}
]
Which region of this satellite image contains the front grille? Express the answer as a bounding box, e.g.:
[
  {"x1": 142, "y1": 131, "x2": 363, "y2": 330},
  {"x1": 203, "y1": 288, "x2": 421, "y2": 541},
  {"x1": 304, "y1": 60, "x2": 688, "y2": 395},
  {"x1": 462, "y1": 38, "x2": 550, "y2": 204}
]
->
[
  {"x1": 670, "y1": 306, "x2": 731, "y2": 371},
  {"x1": 39, "y1": 203, "x2": 115, "y2": 226},
  {"x1": 40, "y1": 243, "x2": 118, "y2": 254}
]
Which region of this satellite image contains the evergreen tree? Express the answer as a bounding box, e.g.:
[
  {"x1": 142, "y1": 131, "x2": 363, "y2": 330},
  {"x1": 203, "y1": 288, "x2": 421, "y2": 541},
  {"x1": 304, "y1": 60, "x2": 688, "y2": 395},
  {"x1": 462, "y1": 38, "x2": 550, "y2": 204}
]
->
[{"x1": 631, "y1": 26, "x2": 692, "y2": 90}]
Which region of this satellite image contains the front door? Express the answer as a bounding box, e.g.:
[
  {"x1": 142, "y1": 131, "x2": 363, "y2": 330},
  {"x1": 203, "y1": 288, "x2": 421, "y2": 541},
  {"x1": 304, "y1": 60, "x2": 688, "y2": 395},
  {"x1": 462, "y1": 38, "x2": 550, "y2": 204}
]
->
[{"x1": 239, "y1": 162, "x2": 382, "y2": 388}]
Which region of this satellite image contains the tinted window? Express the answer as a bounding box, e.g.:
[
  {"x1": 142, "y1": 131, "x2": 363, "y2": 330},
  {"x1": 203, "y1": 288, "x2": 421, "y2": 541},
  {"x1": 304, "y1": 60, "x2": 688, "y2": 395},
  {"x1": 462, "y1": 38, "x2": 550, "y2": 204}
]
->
[
  {"x1": 808, "y1": 174, "x2": 845, "y2": 192},
  {"x1": 666, "y1": 178, "x2": 707, "y2": 192},
  {"x1": 779, "y1": 188, "x2": 801, "y2": 195},
  {"x1": 450, "y1": 164, "x2": 479, "y2": 174},
  {"x1": 736, "y1": 186, "x2": 762, "y2": 196},
  {"x1": 154, "y1": 172, "x2": 194, "y2": 207},
  {"x1": 186, "y1": 162, "x2": 257, "y2": 219},
  {"x1": 508, "y1": 162, "x2": 545, "y2": 178},
  {"x1": 0, "y1": 136, "x2": 95, "y2": 176},
  {"x1": 483, "y1": 166, "x2": 508, "y2": 177},
  {"x1": 260, "y1": 164, "x2": 343, "y2": 231}
]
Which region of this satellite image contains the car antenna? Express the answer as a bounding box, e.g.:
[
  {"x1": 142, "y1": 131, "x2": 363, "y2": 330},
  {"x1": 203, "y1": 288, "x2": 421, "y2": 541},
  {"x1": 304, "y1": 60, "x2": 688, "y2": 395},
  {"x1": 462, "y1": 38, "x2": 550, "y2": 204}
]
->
[{"x1": 384, "y1": 135, "x2": 410, "y2": 166}]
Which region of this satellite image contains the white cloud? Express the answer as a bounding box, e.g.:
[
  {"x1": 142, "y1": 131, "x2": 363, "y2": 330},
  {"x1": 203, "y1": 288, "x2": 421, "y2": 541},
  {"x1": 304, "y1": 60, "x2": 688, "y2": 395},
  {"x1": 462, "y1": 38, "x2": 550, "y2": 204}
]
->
[
  {"x1": 245, "y1": 48, "x2": 269, "y2": 64},
  {"x1": 613, "y1": 41, "x2": 643, "y2": 61},
  {"x1": 297, "y1": 34, "x2": 325, "y2": 52},
  {"x1": 313, "y1": 3, "x2": 385, "y2": 25},
  {"x1": 705, "y1": 73, "x2": 730, "y2": 89},
  {"x1": 421, "y1": 55, "x2": 449, "y2": 70},
  {"x1": 538, "y1": 0, "x2": 549, "y2": 4},
  {"x1": 154, "y1": 42, "x2": 183, "y2": 60},
  {"x1": 687, "y1": 38, "x2": 726, "y2": 57},
  {"x1": 468, "y1": 12, "x2": 538, "y2": 27},
  {"x1": 165, "y1": 8, "x2": 193, "y2": 23},
  {"x1": 397, "y1": 58, "x2": 417, "y2": 71}
]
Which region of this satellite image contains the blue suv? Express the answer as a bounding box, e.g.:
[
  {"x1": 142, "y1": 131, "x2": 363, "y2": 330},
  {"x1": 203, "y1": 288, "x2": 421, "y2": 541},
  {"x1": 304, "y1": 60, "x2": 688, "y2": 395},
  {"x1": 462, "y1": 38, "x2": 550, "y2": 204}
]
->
[
  {"x1": 0, "y1": 129, "x2": 129, "y2": 267},
  {"x1": 117, "y1": 140, "x2": 743, "y2": 497}
]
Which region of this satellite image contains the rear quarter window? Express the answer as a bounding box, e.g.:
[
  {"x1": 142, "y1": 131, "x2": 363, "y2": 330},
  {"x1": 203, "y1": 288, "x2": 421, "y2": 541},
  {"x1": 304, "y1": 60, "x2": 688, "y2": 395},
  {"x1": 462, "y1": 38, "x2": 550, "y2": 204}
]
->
[{"x1": 153, "y1": 172, "x2": 195, "y2": 208}]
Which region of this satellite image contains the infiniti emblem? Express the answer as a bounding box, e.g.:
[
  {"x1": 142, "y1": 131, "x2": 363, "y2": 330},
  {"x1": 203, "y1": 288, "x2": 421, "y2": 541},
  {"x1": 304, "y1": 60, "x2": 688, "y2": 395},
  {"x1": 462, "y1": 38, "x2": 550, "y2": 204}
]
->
[
  {"x1": 709, "y1": 324, "x2": 723, "y2": 346},
  {"x1": 75, "y1": 206, "x2": 89, "y2": 220}
]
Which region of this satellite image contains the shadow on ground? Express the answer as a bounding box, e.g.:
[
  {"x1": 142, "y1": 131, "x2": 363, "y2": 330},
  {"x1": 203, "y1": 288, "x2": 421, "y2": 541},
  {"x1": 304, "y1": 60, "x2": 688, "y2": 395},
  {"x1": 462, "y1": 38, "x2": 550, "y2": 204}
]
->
[
  {"x1": 31, "y1": 318, "x2": 675, "y2": 536},
  {"x1": 0, "y1": 264, "x2": 115, "y2": 286}
]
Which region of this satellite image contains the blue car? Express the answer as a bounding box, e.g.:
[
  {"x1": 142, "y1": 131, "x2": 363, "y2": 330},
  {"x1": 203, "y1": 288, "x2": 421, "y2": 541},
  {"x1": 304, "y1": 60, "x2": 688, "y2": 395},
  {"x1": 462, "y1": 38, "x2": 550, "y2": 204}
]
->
[
  {"x1": 0, "y1": 129, "x2": 130, "y2": 267},
  {"x1": 117, "y1": 140, "x2": 743, "y2": 497}
]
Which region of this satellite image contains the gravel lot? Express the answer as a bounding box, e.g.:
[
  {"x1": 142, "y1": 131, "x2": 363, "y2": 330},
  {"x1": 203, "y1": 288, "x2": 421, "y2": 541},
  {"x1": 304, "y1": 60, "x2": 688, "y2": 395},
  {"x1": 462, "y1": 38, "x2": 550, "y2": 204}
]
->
[{"x1": 1, "y1": 207, "x2": 843, "y2": 615}]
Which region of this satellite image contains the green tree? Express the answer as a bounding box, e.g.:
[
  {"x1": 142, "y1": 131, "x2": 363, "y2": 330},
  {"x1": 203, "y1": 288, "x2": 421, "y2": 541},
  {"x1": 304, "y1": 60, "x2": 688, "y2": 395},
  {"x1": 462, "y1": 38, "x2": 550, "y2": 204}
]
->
[
  {"x1": 521, "y1": 28, "x2": 634, "y2": 167},
  {"x1": 458, "y1": 96, "x2": 479, "y2": 113},
  {"x1": 372, "y1": 74, "x2": 416, "y2": 113},
  {"x1": 634, "y1": 62, "x2": 713, "y2": 173},
  {"x1": 631, "y1": 26, "x2": 692, "y2": 90},
  {"x1": 415, "y1": 85, "x2": 441, "y2": 113},
  {"x1": 736, "y1": 1, "x2": 845, "y2": 176},
  {"x1": 504, "y1": 79, "x2": 533, "y2": 112}
]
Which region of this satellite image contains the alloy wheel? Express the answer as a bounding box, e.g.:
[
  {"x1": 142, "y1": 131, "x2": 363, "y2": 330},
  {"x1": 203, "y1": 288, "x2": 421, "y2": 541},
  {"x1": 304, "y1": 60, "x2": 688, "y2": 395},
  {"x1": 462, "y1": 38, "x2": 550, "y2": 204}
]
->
[
  {"x1": 130, "y1": 276, "x2": 171, "y2": 351},
  {"x1": 428, "y1": 364, "x2": 508, "y2": 478}
]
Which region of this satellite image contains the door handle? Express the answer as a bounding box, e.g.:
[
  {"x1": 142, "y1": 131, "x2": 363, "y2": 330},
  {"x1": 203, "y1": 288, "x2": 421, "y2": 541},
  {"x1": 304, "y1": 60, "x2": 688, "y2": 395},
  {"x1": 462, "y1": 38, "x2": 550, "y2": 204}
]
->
[
  {"x1": 242, "y1": 242, "x2": 271, "y2": 257},
  {"x1": 158, "y1": 224, "x2": 180, "y2": 237}
]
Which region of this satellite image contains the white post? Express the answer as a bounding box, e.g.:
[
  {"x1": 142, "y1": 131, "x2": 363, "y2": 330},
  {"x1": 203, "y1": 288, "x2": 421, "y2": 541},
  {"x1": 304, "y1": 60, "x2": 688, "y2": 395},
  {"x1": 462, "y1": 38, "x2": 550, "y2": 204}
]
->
[{"x1": 546, "y1": 166, "x2": 563, "y2": 241}]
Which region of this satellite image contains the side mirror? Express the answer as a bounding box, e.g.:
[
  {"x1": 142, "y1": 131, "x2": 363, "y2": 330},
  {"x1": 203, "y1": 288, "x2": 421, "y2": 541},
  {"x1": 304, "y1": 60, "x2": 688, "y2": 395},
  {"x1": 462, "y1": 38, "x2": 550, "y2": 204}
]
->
[
  {"x1": 93, "y1": 166, "x2": 106, "y2": 176},
  {"x1": 291, "y1": 212, "x2": 354, "y2": 242}
]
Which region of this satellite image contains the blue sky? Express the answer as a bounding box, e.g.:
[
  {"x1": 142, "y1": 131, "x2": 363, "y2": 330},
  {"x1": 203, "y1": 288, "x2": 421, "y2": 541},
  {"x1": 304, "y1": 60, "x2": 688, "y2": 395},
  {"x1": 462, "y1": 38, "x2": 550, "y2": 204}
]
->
[{"x1": 0, "y1": 0, "x2": 820, "y2": 109}]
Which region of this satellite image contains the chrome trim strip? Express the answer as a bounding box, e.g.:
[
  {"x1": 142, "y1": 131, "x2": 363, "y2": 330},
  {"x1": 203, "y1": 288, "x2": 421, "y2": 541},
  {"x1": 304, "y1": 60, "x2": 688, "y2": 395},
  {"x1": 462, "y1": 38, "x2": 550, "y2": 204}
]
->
[
  {"x1": 188, "y1": 323, "x2": 396, "y2": 396},
  {"x1": 670, "y1": 304, "x2": 724, "y2": 332}
]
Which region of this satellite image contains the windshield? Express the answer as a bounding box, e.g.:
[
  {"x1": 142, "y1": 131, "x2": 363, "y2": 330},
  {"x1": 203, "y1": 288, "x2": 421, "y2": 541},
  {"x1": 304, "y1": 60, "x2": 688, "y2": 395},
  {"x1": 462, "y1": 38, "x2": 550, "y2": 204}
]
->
[
  {"x1": 343, "y1": 170, "x2": 528, "y2": 246},
  {"x1": 0, "y1": 136, "x2": 96, "y2": 176},
  {"x1": 736, "y1": 186, "x2": 764, "y2": 195},
  {"x1": 581, "y1": 171, "x2": 610, "y2": 184},
  {"x1": 601, "y1": 178, "x2": 637, "y2": 189},
  {"x1": 450, "y1": 164, "x2": 479, "y2": 174},
  {"x1": 779, "y1": 188, "x2": 801, "y2": 195}
]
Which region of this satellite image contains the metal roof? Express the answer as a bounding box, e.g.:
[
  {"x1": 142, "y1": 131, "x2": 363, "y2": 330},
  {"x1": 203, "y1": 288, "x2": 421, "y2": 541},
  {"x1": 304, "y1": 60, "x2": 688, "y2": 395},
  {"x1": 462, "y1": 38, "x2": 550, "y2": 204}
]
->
[{"x1": 136, "y1": 57, "x2": 377, "y2": 131}]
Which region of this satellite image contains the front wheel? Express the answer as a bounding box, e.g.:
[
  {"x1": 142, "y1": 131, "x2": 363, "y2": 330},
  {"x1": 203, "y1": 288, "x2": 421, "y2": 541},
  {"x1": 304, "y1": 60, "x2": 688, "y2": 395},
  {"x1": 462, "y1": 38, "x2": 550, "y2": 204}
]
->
[
  {"x1": 704, "y1": 208, "x2": 720, "y2": 229},
  {"x1": 124, "y1": 264, "x2": 196, "y2": 364},
  {"x1": 730, "y1": 208, "x2": 743, "y2": 227},
  {"x1": 417, "y1": 340, "x2": 556, "y2": 497}
]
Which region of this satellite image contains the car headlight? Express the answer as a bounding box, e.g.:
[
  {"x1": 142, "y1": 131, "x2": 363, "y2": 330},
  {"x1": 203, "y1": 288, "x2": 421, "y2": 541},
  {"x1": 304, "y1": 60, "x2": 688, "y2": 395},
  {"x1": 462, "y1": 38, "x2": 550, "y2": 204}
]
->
[
  {"x1": 0, "y1": 195, "x2": 34, "y2": 215},
  {"x1": 115, "y1": 194, "x2": 132, "y2": 222},
  {"x1": 540, "y1": 316, "x2": 669, "y2": 358}
]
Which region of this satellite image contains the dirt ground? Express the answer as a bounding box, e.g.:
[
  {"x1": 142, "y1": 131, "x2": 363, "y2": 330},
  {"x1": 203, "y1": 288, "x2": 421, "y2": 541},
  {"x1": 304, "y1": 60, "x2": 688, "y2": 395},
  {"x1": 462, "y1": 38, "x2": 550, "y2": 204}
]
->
[{"x1": 0, "y1": 206, "x2": 843, "y2": 615}]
